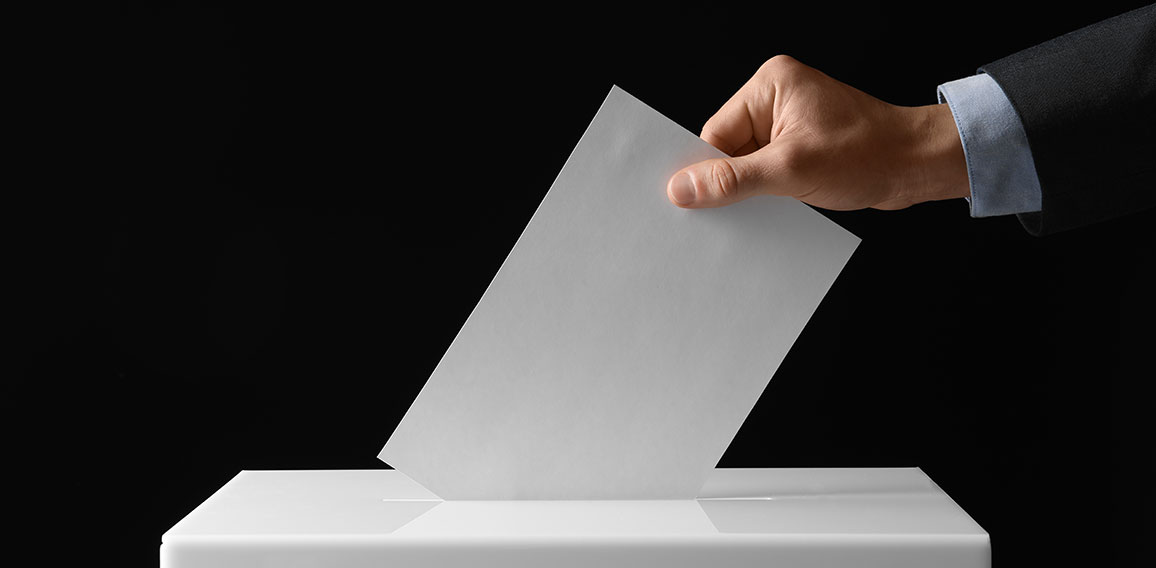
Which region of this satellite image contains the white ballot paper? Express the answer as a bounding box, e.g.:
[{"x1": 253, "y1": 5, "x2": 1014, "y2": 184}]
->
[{"x1": 381, "y1": 86, "x2": 860, "y2": 500}]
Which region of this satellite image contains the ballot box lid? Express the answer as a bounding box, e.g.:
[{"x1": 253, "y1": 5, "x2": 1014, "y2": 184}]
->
[{"x1": 162, "y1": 468, "x2": 987, "y2": 541}]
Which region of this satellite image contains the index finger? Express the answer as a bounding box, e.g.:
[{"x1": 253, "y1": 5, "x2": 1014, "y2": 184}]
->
[{"x1": 700, "y1": 63, "x2": 778, "y2": 157}]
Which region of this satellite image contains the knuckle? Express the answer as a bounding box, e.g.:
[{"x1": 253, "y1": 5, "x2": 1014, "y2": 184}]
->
[
  {"x1": 709, "y1": 159, "x2": 741, "y2": 199},
  {"x1": 760, "y1": 54, "x2": 799, "y2": 77},
  {"x1": 776, "y1": 143, "x2": 807, "y2": 174}
]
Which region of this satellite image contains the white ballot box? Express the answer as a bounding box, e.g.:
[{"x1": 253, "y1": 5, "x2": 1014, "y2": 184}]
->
[{"x1": 161, "y1": 468, "x2": 989, "y2": 568}]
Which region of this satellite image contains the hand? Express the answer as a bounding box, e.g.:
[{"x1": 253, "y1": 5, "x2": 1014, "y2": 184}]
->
[{"x1": 667, "y1": 55, "x2": 969, "y2": 210}]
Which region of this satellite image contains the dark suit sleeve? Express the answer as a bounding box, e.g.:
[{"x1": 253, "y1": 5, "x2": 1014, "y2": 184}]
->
[{"x1": 979, "y1": 4, "x2": 1156, "y2": 236}]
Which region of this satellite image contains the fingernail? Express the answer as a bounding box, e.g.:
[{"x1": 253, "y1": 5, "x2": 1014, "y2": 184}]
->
[{"x1": 669, "y1": 172, "x2": 696, "y2": 205}]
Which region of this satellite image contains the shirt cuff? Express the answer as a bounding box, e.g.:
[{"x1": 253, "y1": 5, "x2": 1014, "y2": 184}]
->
[{"x1": 937, "y1": 73, "x2": 1042, "y2": 217}]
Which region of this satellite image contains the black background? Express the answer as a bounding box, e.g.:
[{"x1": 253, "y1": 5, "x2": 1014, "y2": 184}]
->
[{"x1": 12, "y1": 1, "x2": 1154, "y2": 566}]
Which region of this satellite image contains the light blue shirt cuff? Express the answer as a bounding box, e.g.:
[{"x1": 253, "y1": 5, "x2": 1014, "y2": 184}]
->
[{"x1": 937, "y1": 73, "x2": 1042, "y2": 217}]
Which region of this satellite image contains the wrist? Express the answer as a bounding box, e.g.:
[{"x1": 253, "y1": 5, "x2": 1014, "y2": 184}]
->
[{"x1": 900, "y1": 103, "x2": 970, "y2": 205}]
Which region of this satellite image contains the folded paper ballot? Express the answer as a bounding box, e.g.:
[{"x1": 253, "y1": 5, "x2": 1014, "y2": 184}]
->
[{"x1": 381, "y1": 86, "x2": 860, "y2": 499}]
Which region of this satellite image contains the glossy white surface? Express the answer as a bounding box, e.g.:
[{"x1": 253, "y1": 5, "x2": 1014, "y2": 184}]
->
[{"x1": 161, "y1": 468, "x2": 989, "y2": 568}]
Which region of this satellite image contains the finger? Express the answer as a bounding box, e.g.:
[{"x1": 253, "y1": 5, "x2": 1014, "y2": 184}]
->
[
  {"x1": 731, "y1": 138, "x2": 761, "y2": 157},
  {"x1": 699, "y1": 68, "x2": 777, "y2": 156},
  {"x1": 667, "y1": 148, "x2": 790, "y2": 208}
]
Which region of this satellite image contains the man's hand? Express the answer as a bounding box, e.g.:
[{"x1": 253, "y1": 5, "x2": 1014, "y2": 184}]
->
[{"x1": 668, "y1": 55, "x2": 969, "y2": 210}]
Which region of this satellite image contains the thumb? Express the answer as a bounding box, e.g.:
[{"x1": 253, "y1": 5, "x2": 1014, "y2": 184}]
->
[{"x1": 666, "y1": 152, "x2": 781, "y2": 208}]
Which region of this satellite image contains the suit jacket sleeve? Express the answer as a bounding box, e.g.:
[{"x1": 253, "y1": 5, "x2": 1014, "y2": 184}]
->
[{"x1": 979, "y1": 4, "x2": 1156, "y2": 236}]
